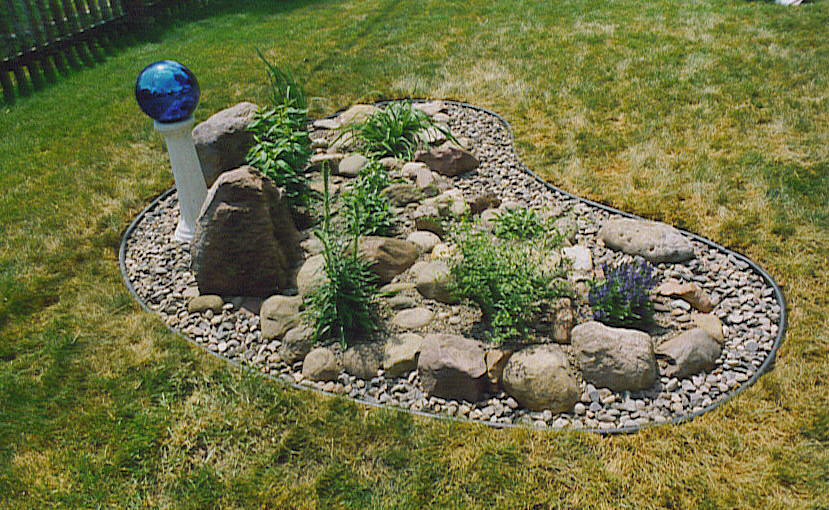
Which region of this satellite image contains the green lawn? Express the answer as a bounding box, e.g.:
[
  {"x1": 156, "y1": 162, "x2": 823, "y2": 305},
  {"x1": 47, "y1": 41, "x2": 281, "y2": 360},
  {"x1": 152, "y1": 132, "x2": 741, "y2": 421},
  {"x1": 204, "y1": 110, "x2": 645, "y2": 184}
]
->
[{"x1": 1, "y1": 0, "x2": 827, "y2": 507}]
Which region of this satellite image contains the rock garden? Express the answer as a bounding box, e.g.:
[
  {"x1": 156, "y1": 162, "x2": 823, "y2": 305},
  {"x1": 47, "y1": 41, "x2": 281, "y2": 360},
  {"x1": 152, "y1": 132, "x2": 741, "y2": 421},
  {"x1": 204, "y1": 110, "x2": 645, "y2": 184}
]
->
[{"x1": 122, "y1": 64, "x2": 785, "y2": 433}]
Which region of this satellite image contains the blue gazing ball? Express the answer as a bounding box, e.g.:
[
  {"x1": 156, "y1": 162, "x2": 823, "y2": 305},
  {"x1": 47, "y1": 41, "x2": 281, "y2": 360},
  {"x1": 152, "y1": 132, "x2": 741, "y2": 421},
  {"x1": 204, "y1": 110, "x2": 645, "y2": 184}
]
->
[{"x1": 135, "y1": 60, "x2": 200, "y2": 123}]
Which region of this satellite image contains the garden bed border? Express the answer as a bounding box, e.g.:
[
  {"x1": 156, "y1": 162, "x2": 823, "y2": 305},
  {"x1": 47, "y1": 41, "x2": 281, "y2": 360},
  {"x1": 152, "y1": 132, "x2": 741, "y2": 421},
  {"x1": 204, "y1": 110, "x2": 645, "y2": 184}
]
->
[{"x1": 119, "y1": 99, "x2": 788, "y2": 435}]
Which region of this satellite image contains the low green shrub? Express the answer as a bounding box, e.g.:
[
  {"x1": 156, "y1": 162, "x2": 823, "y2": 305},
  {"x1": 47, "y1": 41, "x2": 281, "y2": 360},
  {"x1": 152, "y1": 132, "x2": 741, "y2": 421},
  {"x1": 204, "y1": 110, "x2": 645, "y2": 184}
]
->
[
  {"x1": 493, "y1": 207, "x2": 557, "y2": 241},
  {"x1": 341, "y1": 159, "x2": 396, "y2": 237},
  {"x1": 448, "y1": 224, "x2": 569, "y2": 344},
  {"x1": 338, "y1": 101, "x2": 454, "y2": 159},
  {"x1": 305, "y1": 167, "x2": 379, "y2": 347},
  {"x1": 588, "y1": 260, "x2": 659, "y2": 328}
]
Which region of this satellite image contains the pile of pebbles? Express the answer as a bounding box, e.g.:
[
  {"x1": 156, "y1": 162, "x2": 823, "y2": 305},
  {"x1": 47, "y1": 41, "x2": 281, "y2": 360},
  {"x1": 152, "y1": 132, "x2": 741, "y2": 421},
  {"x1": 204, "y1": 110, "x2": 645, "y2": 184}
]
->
[{"x1": 122, "y1": 101, "x2": 783, "y2": 431}]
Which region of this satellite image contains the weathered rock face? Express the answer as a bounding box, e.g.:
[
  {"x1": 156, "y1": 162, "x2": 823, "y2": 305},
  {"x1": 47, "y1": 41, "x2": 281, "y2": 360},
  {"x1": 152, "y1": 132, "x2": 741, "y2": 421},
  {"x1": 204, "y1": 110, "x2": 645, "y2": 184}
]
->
[
  {"x1": 383, "y1": 333, "x2": 424, "y2": 377},
  {"x1": 260, "y1": 295, "x2": 303, "y2": 340},
  {"x1": 598, "y1": 218, "x2": 694, "y2": 263},
  {"x1": 302, "y1": 347, "x2": 340, "y2": 382},
  {"x1": 193, "y1": 102, "x2": 259, "y2": 187},
  {"x1": 562, "y1": 246, "x2": 593, "y2": 281},
  {"x1": 656, "y1": 328, "x2": 722, "y2": 379},
  {"x1": 358, "y1": 237, "x2": 419, "y2": 284},
  {"x1": 484, "y1": 349, "x2": 512, "y2": 388},
  {"x1": 415, "y1": 142, "x2": 479, "y2": 177},
  {"x1": 501, "y1": 344, "x2": 580, "y2": 412},
  {"x1": 571, "y1": 321, "x2": 658, "y2": 392},
  {"x1": 413, "y1": 260, "x2": 458, "y2": 304},
  {"x1": 417, "y1": 334, "x2": 487, "y2": 402},
  {"x1": 191, "y1": 166, "x2": 301, "y2": 297},
  {"x1": 343, "y1": 343, "x2": 383, "y2": 379},
  {"x1": 655, "y1": 280, "x2": 715, "y2": 313}
]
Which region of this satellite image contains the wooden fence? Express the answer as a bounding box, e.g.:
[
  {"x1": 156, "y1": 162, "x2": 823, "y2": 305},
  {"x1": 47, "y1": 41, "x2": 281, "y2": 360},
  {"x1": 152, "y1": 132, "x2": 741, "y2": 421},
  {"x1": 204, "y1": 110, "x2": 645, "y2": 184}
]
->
[{"x1": 0, "y1": 0, "x2": 208, "y2": 103}]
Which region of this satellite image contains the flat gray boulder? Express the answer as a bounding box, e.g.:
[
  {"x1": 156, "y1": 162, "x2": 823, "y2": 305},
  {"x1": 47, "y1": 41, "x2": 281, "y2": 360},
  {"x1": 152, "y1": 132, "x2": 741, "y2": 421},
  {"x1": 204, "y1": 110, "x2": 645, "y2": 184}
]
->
[
  {"x1": 571, "y1": 321, "x2": 658, "y2": 392},
  {"x1": 501, "y1": 344, "x2": 580, "y2": 412},
  {"x1": 191, "y1": 166, "x2": 301, "y2": 297},
  {"x1": 193, "y1": 102, "x2": 259, "y2": 187},
  {"x1": 599, "y1": 218, "x2": 694, "y2": 263},
  {"x1": 655, "y1": 328, "x2": 722, "y2": 379},
  {"x1": 418, "y1": 334, "x2": 487, "y2": 402}
]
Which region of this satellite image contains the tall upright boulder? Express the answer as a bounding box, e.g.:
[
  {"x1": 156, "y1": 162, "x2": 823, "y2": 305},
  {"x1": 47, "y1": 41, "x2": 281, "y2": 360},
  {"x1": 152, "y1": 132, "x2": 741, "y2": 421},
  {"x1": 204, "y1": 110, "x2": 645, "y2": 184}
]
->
[
  {"x1": 191, "y1": 165, "x2": 301, "y2": 297},
  {"x1": 193, "y1": 102, "x2": 259, "y2": 187}
]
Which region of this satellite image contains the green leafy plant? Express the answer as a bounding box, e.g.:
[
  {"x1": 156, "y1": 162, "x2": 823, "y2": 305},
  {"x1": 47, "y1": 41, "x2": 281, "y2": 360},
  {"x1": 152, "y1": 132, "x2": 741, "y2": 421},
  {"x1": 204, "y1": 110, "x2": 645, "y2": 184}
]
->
[
  {"x1": 588, "y1": 260, "x2": 659, "y2": 328},
  {"x1": 448, "y1": 224, "x2": 569, "y2": 344},
  {"x1": 305, "y1": 165, "x2": 379, "y2": 347},
  {"x1": 337, "y1": 101, "x2": 455, "y2": 159},
  {"x1": 245, "y1": 52, "x2": 316, "y2": 214},
  {"x1": 341, "y1": 159, "x2": 396, "y2": 236},
  {"x1": 493, "y1": 207, "x2": 557, "y2": 241},
  {"x1": 246, "y1": 107, "x2": 315, "y2": 211}
]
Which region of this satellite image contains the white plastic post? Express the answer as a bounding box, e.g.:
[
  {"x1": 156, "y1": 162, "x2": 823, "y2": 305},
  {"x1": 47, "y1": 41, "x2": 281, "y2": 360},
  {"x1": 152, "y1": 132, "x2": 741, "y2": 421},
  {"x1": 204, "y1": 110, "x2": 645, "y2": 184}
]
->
[{"x1": 154, "y1": 115, "x2": 207, "y2": 243}]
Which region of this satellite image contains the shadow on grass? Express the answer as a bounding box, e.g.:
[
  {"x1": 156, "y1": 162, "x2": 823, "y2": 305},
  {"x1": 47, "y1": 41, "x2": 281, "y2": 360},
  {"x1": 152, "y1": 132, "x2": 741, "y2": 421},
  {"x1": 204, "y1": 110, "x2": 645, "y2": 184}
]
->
[{"x1": 1, "y1": 0, "x2": 329, "y2": 105}]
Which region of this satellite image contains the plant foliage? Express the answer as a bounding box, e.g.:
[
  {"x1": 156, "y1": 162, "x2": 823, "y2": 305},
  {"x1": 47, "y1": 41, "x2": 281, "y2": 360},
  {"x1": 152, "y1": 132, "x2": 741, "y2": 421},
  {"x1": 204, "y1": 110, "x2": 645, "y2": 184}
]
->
[
  {"x1": 341, "y1": 159, "x2": 396, "y2": 236},
  {"x1": 338, "y1": 101, "x2": 455, "y2": 159},
  {"x1": 448, "y1": 224, "x2": 569, "y2": 344},
  {"x1": 493, "y1": 207, "x2": 557, "y2": 241},
  {"x1": 246, "y1": 52, "x2": 315, "y2": 212},
  {"x1": 305, "y1": 166, "x2": 379, "y2": 347},
  {"x1": 588, "y1": 260, "x2": 659, "y2": 328}
]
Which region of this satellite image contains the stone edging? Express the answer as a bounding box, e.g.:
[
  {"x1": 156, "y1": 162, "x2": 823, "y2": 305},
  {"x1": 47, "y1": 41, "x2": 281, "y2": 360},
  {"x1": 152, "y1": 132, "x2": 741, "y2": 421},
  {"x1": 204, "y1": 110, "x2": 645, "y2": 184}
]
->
[{"x1": 119, "y1": 100, "x2": 788, "y2": 434}]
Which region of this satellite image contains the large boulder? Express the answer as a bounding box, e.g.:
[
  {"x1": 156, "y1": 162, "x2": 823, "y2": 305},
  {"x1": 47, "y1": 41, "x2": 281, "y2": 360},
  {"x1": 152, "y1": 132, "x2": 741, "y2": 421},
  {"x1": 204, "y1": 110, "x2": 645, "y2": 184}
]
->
[
  {"x1": 655, "y1": 328, "x2": 722, "y2": 379},
  {"x1": 278, "y1": 324, "x2": 315, "y2": 364},
  {"x1": 383, "y1": 333, "x2": 424, "y2": 377},
  {"x1": 193, "y1": 102, "x2": 259, "y2": 187},
  {"x1": 598, "y1": 218, "x2": 694, "y2": 263},
  {"x1": 415, "y1": 142, "x2": 479, "y2": 177},
  {"x1": 302, "y1": 347, "x2": 340, "y2": 382},
  {"x1": 296, "y1": 254, "x2": 327, "y2": 296},
  {"x1": 358, "y1": 237, "x2": 419, "y2": 284},
  {"x1": 343, "y1": 343, "x2": 383, "y2": 379},
  {"x1": 501, "y1": 344, "x2": 580, "y2": 412},
  {"x1": 571, "y1": 321, "x2": 658, "y2": 392},
  {"x1": 406, "y1": 231, "x2": 441, "y2": 254},
  {"x1": 260, "y1": 295, "x2": 303, "y2": 340},
  {"x1": 413, "y1": 260, "x2": 458, "y2": 304},
  {"x1": 191, "y1": 166, "x2": 301, "y2": 297},
  {"x1": 417, "y1": 334, "x2": 487, "y2": 402},
  {"x1": 337, "y1": 104, "x2": 379, "y2": 126}
]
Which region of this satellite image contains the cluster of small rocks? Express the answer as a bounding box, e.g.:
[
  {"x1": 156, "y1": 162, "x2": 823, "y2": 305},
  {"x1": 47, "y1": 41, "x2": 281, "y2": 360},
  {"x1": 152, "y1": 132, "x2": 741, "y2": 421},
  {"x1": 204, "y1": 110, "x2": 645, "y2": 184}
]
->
[{"x1": 123, "y1": 100, "x2": 782, "y2": 431}]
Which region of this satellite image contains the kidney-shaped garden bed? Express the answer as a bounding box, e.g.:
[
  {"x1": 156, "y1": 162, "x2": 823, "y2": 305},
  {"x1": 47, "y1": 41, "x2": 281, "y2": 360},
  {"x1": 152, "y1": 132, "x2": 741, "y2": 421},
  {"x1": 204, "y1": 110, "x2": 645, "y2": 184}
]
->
[{"x1": 121, "y1": 100, "x2": 786, "y2": 433}]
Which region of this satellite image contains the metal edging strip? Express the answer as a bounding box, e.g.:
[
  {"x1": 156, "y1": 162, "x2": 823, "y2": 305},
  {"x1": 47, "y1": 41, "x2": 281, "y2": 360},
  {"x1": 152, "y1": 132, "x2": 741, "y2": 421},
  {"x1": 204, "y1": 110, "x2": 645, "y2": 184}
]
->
[{"x1": 119, "y1": 100, "x2": 787, "y2": 435}]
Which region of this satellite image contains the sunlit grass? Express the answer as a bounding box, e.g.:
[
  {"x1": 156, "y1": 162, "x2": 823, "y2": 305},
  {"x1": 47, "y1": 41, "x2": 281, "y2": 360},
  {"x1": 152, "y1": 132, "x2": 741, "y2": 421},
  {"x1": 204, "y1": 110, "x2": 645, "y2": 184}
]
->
[{"x1": 0, "y1": 0, "x2": 827, "y2": 507}]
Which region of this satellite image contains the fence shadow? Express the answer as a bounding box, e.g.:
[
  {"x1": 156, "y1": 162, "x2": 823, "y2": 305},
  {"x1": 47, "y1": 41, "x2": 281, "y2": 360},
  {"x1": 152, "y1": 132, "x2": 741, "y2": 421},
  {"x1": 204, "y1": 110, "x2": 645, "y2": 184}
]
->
[{"x1": 0, "y1": 0, "x2": 324, "y2": 105}]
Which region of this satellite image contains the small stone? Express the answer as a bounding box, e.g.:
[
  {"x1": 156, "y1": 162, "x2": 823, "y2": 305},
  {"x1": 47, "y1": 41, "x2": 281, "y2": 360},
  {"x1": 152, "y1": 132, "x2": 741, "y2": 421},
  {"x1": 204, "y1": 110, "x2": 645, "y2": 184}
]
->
[
  {"x1": 392, "y1": 307, "x2": 435, "y2": 329},
  {"x1": 187, "y1": 295, "x2": 224, "y2": 314}
]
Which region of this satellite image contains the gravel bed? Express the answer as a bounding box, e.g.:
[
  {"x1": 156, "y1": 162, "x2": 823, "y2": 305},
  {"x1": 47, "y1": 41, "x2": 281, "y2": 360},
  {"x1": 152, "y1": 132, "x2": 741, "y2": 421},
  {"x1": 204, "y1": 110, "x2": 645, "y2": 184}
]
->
[{"x1": 121, "y1": 101, "x2": 784, "y2": 432}]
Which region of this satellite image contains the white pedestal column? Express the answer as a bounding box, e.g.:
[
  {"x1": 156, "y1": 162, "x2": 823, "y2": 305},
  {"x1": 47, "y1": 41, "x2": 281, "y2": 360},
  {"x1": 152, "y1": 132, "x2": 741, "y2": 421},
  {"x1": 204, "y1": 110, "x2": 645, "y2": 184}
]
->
[{"x1": 154, "y1": 116, "x2": 207, "y2": 243}]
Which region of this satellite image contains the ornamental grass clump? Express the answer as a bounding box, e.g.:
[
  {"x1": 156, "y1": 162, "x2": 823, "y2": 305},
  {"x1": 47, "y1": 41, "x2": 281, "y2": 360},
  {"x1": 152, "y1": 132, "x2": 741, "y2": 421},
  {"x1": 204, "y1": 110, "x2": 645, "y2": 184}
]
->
[
  {"x1": 305, "y1": 166, "x2": 379, "y2": 347},
  {"x1": 341, "y1": 159, "x2": 396, "y2": 236},
  {"x1": 588, "y1": 260, "x2": 660, "y2": 328},
  {"x1": 338, "y1": 100, "x2": 454, "y2": 159},
  {"x1": 246, "y1": 51, "x2": 316, "y2": 214}
]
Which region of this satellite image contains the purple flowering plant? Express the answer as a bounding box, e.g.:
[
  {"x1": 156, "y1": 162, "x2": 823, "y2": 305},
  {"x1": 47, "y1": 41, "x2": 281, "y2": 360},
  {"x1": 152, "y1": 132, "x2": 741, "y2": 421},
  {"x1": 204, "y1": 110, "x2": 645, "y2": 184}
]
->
[{"x1": 588, "y1": 259, "x2": 659, "y2": 327}]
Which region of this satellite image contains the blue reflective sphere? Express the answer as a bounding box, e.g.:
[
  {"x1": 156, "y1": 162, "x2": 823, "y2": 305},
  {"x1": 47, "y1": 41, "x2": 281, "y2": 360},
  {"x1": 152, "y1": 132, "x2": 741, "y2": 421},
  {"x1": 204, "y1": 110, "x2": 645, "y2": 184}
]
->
[{"x1": 135, "y1": 60, "x2": 200, "y2": 123}]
